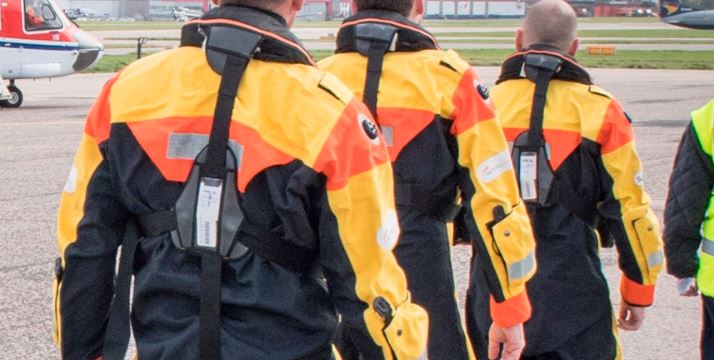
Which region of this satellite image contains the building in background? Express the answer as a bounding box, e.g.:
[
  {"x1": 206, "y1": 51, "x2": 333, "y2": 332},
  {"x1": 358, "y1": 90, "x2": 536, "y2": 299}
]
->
[
  {"x1": 425, "y1": 0, "x2": 526, "y2": 18},
  {"x1": 52, "y1": 0, "x2": 656, "y2": 21}
]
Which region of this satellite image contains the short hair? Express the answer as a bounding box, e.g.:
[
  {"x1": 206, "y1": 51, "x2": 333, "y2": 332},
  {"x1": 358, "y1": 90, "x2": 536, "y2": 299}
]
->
[
  {"x1": 355, "y1": 0, "x2": 414, "y2": 17},
  {"x1": 219, "y1": 0, "x2": 283, "y2": 9},
  {"x1": 522, "y1": 0, "x2": 577, "y2": 51}
]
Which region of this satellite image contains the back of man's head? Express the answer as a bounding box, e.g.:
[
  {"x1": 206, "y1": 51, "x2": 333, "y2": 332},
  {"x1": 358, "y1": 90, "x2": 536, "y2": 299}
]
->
[
  {"x1": 354, "y1": 0, "x2": 414, "y2": 17},
  {"x1": 219, "y1": 0, "x2": 283, "y2": 9},
  {"x1": 520, "y1": 0, "x2": 577, "y2": 52}
]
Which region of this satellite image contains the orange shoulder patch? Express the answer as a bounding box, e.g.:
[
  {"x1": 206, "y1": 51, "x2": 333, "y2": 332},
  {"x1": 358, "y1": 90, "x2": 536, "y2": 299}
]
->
[{"x1": 313, "y1": 99, "x2": 390, "y2": 190}]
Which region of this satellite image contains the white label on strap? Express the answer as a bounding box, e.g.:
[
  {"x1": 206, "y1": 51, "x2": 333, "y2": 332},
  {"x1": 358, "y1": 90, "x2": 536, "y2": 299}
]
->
[
  {"x1": 196, "y1": 178, "x2": 223, "y2": 248},
  {"x1": 520, "y1": 152, "x2": 538, "y2": 201}
]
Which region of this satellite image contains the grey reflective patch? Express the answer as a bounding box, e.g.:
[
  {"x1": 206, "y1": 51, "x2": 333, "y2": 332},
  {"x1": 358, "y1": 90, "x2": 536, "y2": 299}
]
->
[
  {"x1": 381, "y1": 125, "x2": 394, "y2": 147},
  {"x1": 703, "y1": 237, "x2": 714, "y2": 256},
  {"x1": 647, "y1": 250, "x2": 664, "y2": 268},
  {"x1": 508, "y1": 251, "x2": 535, "y2": 281},
  {"x1": 167, "y1": 133, "x2": 243, "y2": 166}
]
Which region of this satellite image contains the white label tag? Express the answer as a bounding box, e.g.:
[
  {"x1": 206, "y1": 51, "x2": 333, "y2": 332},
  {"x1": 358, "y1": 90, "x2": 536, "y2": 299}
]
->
[
  {"x1": 520, "y1": 152, "x2": 538, "y2": 201},
  {"x1": 196, "y1": 178, "x2": 223, "y2": 248}
]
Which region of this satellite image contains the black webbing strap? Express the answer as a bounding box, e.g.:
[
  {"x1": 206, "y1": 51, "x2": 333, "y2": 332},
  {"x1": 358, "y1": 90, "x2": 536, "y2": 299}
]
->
[
  {"x1": 363, "y1": 44, "x2": 390, "y2": 119},
  {"x1": 395, "y1": 184, "x2": 462, "y2": 222},
  {"x1": 102, "y1": 220, "x2": 141, "y2": 360},
  {"x1": 135, "y1": 210, "x2": 319, "y2": 276},
  {"x1": 524, "y1": 54, "x2": 562, "y2": 147},
  {"x1": 198, "y1": 52, "x2": 250, "y2": 360},
  {"x1": 199, "y1": 250, "x2": 223, "y2": 360},
  {"x1": 202, "y1": 55, "x2": 246, "y2": 179},
  {"x1": 355, "y1": 23, "x2": 397, "y2": 119}
]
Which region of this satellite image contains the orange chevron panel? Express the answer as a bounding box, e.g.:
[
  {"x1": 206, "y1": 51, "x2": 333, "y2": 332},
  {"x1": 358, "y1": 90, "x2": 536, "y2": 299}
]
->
[
  {"x1": 450, "y1": 70, "x2": 496, "y2": 136},
  {"x1": 377, "y1": 107, "x2": 436, "y2": 162},
  {"x1": 127, "y1": 117, "x2": 295, "y2": 191},
  {"x1": 597, "y1": 100, "x2": 634, "y2": 154},
  {"x1": 313, "y1": 99, "x2": 391, "y2": 191},
  {"x1": 503, "y1": 127, "x2": 582, "y2": 171},
  {"x1": 84, "y1": 75, "x2": 120, "y2": 143}
]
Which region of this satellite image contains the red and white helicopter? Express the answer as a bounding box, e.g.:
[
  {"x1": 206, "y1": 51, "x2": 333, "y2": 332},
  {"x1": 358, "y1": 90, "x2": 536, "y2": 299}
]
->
[{"x1": 0, "y1": 0, "x2": 103, "y2": 108}]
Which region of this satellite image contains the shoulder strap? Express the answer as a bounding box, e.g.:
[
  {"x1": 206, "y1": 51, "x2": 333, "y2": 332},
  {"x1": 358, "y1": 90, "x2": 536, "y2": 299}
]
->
[
  {"x1": 523, "y1": 53, "x2": 563, "y2": 147},
  {"x1": 355, "y1": 23, "x2": 398, "y2": 119}
]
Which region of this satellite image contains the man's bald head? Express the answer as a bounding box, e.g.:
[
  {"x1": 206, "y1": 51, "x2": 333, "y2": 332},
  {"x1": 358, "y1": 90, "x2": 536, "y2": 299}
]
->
[{"x1": 519, "y1": 0, "x2": 578, "y2": 52}]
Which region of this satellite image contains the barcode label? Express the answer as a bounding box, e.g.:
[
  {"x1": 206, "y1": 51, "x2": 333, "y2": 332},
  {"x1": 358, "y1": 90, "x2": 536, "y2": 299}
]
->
[
  {"x1": 520, "y1": 152, "x2": 538, "y2": 201},
  {"x1": 196, "y1": 178, "x2": 222, "y2": 248}
]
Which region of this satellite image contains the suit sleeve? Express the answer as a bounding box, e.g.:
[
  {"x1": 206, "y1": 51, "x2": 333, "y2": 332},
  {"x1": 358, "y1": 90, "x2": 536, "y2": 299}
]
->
[
  {"x1": 664, "y1": 123, "x2": 714, "y2": 278},
  {"x1": 53, "y1": 76, "x2": 130, "y2": 359},
  {"x1": 451, "y1": 69, "x2": 537, "y2": 328},
  {"x1": 596, "y1": 99, "x2": 663, "y2": 306},
  {"x1": 313, "y1": 98, "x2": 428, "y2": 360}
]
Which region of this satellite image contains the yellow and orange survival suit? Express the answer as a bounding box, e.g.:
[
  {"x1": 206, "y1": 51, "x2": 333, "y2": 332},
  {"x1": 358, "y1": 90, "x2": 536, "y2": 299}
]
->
[
  {"x1": 320, "y1": 10, "x2": 536, "y2": 359},
  {"x1": 466, "y1": 47, "x2": 663, "y2": 360},
  {"x1": 53, "y1": 6, "x2": 427, "y2": 360}
]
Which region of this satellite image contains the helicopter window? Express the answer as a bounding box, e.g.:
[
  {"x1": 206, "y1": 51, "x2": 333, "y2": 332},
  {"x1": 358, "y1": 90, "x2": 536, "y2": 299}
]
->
[{"x1": 24, "y1": 0, "x2": 62, "y2": 31}]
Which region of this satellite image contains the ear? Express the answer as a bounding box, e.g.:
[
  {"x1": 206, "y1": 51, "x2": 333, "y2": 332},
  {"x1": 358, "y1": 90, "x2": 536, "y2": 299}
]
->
[
  {"x1": 211, "y1": 0, "x2": 219, "y2": 6},
  {"x1": 414, "y1": 0, "x2": 425, "y2": 16},
  {"x1": 515, "y1": 28, "x2": 524, "y2": 52},
  {"x1": 568, "y1": 38, "x2": 580, "y2": 56},
  {"x1": 291, "y1": 0, "x2": 305, "y2": 12}
]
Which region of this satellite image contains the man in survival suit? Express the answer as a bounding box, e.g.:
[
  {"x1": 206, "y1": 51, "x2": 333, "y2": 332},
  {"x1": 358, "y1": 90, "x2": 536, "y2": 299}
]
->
[
  {"x1": 664, "y1": 98, "x2": 714, "y2": 360},
  {"x1": 52, "y1": 0, "x2": 428, "y2": 359},
  {"x1": 320, "y1": 1, "x2": 538, "y2": 359},
  {"x1": 466, "y1": 1, "x2": 664, "y2": 359}
]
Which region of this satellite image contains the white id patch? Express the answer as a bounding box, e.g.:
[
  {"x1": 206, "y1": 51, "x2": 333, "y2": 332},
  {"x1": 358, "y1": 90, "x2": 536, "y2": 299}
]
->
[
  {"x1": 634, "y1": 171, "x2": 644, "y2": 187},
  {"x1": 377, "y1": 210, "x2": 400, "y2": 251},
  {"x1": 196, "y1": 178, "x2": 223, "y2": 248},
  {"x1": 477, "y1": 150, "x2": 513, "y2": 183},
  {"x1": 519, "y1": 152, "x2": 538, "y2": 201},
  {"x1": 63, "y1": 165, "x2": 78, "y2": 193}
]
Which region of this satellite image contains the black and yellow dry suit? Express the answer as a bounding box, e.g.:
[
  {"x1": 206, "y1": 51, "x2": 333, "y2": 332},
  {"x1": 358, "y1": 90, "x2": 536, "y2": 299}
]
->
[
  {"x1": 320, "y1": 10, "x2": 537, "y2": 359},
  {"x1": 466, "y1": 48, "x2": 663, "y2": 359},
  {"x1": 52, "y1": 6, "x2": 428, "y2": 360}
]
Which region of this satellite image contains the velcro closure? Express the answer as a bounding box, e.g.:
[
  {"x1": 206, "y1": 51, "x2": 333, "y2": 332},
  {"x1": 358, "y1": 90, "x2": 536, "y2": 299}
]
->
[
  {"x1": 318, "y1": 72, "x2": 354, "y2": 104},
  {"x1": 589, "y1": 85, "x2": 613, "y2": 99},
  {"x1": 439, "y1": 49, "x2": 470, "y2": 74}
]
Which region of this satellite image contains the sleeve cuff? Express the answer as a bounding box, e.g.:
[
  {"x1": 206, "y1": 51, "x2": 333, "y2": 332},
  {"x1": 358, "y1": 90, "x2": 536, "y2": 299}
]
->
[
  {"x1": 489, "y1": 290, "x2": 532, "y2": 328},
  {"x1": 620, "y1": 275, "x2": 655, "y2": 307}
]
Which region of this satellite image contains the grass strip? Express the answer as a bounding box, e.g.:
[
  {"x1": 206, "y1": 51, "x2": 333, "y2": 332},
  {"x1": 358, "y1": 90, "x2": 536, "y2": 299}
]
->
[
  {"x1": 433, "y1": 29, "x2": 714, "y2": 38},
  {"x1": 87, "y1": 49, "x2": 714, "y2": 73}
]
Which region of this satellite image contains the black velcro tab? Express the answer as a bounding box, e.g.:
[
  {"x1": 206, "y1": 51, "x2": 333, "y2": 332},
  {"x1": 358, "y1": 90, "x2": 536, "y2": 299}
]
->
[
  {"x1": 206, "y1": 26, "x2": 263, "y2": 75},
  {"x1": 355, "y1": 23, "x2": 398, "y2": 56},
  {"x1": 524, "y1": 53, "x2": 563, "y2": 83}
]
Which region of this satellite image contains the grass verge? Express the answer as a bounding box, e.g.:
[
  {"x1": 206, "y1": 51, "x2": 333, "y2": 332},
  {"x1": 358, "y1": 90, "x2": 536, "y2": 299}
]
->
[
  {"x1": 88, "y1": 49, "x2": 714, "y2": 73},
  {"x1": 433, "y1": 29, "x2": 714, "y2": 38}
]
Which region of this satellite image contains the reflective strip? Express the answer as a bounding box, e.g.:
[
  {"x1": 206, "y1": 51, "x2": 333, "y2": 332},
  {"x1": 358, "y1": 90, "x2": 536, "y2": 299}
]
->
[
  {"x1": 477, "y1": 150, "x2": 512, "y2": 183},
  {"x1": 167, "y1": 133, "x2": 243, "y2": 165},
  {"x1": 508, "y1": 251, "x2": 535, "y2": 281},
  {"x1": 703, "y1": 237, "x2": 714, "y2": 256},
  {"x1": 380, "y1": 125, "x2": 394, "y2": 147},
  {"x1": 647, "y1": 250, "x2": 664, "y2": 268}
]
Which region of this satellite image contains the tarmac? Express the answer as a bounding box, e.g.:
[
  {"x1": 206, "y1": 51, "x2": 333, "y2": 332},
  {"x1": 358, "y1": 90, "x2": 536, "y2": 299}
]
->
[{"x1": 1, "y1": 67, "x2": 713, "y2": 359}]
